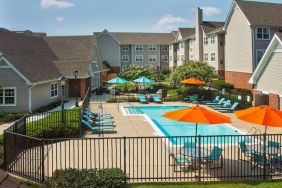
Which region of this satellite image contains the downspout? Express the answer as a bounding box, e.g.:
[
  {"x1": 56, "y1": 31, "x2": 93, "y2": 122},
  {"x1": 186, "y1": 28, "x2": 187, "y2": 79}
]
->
[{"x1": 28, "y1": 85, "x2": 34, "y2": 114}]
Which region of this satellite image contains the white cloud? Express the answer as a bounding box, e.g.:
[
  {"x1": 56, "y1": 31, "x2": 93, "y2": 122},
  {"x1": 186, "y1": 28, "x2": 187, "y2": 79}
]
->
[
  {"x1": 56, "y1": 16, "x2": 65, "y2": 23},
  {"x1": 40, "y1": 0, "x2": 74, "y2": 9},
  {"x1": 202, "y1": 6, "x2": 222, "y2": 16},
  {"x1": 154, "y1": 14, "x2": 188, "y2": 31}
]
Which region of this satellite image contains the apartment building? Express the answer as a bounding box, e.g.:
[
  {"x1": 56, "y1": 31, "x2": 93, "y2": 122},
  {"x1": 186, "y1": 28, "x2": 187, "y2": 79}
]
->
[
  {"x1": 95, "y1": 30, "x2": 175, "y2": 73},
  {"x1": 224, "y1": 0, "x2": 282, "y2": 90},
  {"x1": 169, "y1": 8, "x2": 225, "y2": 78}
]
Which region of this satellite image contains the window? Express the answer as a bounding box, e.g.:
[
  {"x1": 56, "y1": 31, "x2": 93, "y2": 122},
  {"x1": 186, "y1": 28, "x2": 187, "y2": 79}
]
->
[
  {"x1": 204, "y1": 37, "x2": 209, "y2": 45},
  {"x1": 135, "y1": 45, "x2": 143, "y2": 51},
  {"x1": 181, "y1": 55, "x2": 184, "y2": 61},
  {"x1": 210, "y1": 35, "x2": 215, "y2": 44},
  {"x1": 189, "y1": 54, "x2": 194, "y2": 60},
  {"x1": 148, "y1": 55, "x2": 157, "y2": 62},
  {"x1": 169, "y1": 56, "x2": 172, "y2": 61},
  {"x1": 50, "y1": 82, "x2": 58, "y2": 98},
  {"x1": 256, "y1": 50, "x2": 265, "y2": 65},
  {"x1": 148, "y1": 45, "x2": 157, "y2": 51},
  {"x1": 210, "y1": 53, "x2": 216, "y2": 62},
  {"x1": 204, "y1": 53, "x2": 209, "y2": 62},
  {"x1": 122, "y1": 55, "x2": 129, "y2": 62},
  {"x1": 0, "y1": 87, "x2": 16, "y2": 106},
  {"x1": 256, "y1": 27, "x2": 270, "y2": 40},
  {"x1": 162, "y1": 55, "x2": 169, "y2": 62},
  {"x1": 161, "y1": 46, "x2": 169, "y2": 51},
  {"x1": 122, "y1": 45, "x2": 129, "y2": 51},
  {"x1": 180, "y1": 43, "x2": 184, "y2": 48},
  {"x1": 135, "y1": 55, "x2": 143, "y2": 62}
]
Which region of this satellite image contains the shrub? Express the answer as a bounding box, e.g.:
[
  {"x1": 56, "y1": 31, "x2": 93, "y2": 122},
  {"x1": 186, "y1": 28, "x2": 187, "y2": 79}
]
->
[
  {"x1": 211, "y1": 80, "x2": 234, "y2": 90},
  {"x1": 118, "y1": 65, "x2": 157, "y2": 81},
  {"x1": 169, "y1": 61, "x2": 217, "y2": 86},
  {"x1": 107, "y1": 97, "x2": 139, "y2": 103},
  {"x1": 0, "y1": 112, "x2": 26, "y2": 124},
  {"x1": 45, "y1": 168, "x2": 127, "y2": 188}
]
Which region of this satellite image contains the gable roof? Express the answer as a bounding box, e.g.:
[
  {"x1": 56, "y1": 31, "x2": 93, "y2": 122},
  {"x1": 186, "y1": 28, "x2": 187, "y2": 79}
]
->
[
  {"x1": 178, "y1": 28, "x2": 195, "y2": 39},
  {"x1": 202, "y1": 21, "x2": 225, "y2": 34},
  {"x1": 95, "y1": 31, "x2": 176, "y2": 45},
  {"x1": 226, "y1": 0, "x2": 282, "y2": 29},
  {"x1": 249, "y1": 33, "x2": 282, "y2": 84},
  {"x1": 0, "y1": 29, "x2": 61, "y2": 84},
  {"x1": 44, "y1": 35, "x2": 101, "y2": 78}
]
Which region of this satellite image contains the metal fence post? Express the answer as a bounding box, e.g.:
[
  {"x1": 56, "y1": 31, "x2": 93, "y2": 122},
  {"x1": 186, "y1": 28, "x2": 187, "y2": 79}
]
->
[
  {"x1": 198, "y1": 135, "x2": 201, "y2": 182},
  {"x1": 123, "y1": 137, "x2": 127, "y2": 184},
  {"x1": 41, "y1": 138, "x2": 45, "y2": 182},
  {"x1": 263, "y1": 133, "x2": 267, "y2": 179},
  {"x1": 3, "y1": 131, "x2": 7, "y2": 170}
]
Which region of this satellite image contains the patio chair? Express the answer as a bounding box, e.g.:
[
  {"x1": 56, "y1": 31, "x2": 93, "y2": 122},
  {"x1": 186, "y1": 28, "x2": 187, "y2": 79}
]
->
[
  {"x1": 81, "y1": 119, "x2": 115, "y2": 132},
  {"x1": 205, "y1": 98, "x2": 225, "y2": 105},
  {"x1": 152, "y1": 94, "x2": 162, "y2": 103},
  {"x1": 203, "y1": 146, "x2": 223, "y2": 169},
  {"x1": 138, "y1": 94, "x2": 148, "y2": 104},
  {"x1": 84, "y1": 109, "x2": 112, "y2": 117},
  {"x1": 218, "y1": 102, "x2": 239, "y2": 113},
  {"x1": 202, "y1": 96, "x2": 220, "y2": 104},
  {"x1": 184, "y1": 95, "x2": 198, "y2": 102},
  {"x1": 268, "y1": 141, "x2": 281, "y2": 149},
  {"x1": 252, "y1": 153, "x2": 272, "y2": 169},
  {"x1": 84, "y1": 112, "x2": 113, "y2": 121},
  {"x1": 183, "y1": 140, "x2": 196, "y2": 149},
  {"x1": 238, "y1": 141, "x2": 255, "y2": 161},
  {"x1": 83, "y1": 114, "x2": 115, "y2": 125},
  {"x1": 169, "y1": 153, "x2": 191, "y2": 172},
  {"x1": 209, "y1": 100, "x2": 231, "y2": 109}
]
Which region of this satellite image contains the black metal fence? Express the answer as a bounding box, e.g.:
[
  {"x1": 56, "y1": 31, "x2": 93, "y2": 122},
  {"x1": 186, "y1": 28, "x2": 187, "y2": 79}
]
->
[{"x1": 4, "y1": 133, "x2": 282, "y2": 182}]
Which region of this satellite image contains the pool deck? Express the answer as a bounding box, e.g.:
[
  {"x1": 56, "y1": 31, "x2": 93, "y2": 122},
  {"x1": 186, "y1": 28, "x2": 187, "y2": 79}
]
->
[{"x1": 86, "y1": 99, "x2": 282, "y2": 138}]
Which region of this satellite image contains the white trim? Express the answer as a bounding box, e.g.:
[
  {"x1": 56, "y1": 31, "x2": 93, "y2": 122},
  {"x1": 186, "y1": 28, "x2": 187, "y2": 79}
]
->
[
  {"x1": 210, "y1": 52, "x2": 216, "y2": 62},
  {"x1": 121, "y1": 55, "x2": 129, "y2": 63},
  {"x1": 121, "y1": 45, "x2": 129, "y2": 51},
  {"x1": 249, "y1": 34, "x2": 282, "y2": 84},
  {"x1": 148, "y1": 45, "x2": 157, "y2": 51},
  {"x1": 28, "y1": 86, "x2": 32, "y2": 113},
  {"x1": 204, "y1": 53, "x2": 209, "y2": 62},
  {"x1": 96, "y1": 29, "x2": 121, "y2": 45},
  {"x1": 0, "y1": 87, "x2": 17, "y2": 107},
  {"x1": 255, "y1": 49, "x2": 265, "y2": 66},
  {"x1": 148, "y1": 55, "x2": 157, "y2": 63},
  {"x1": 161, "y1": 55, "x2": 169, "y2": 62},
  {"x1": 135, "y1": 44, "x2": 144, "y2": 51},
  {"x1": 135, "y1": 55, "x2": 143, "y2": 62},
  {"x1": 255, "y1": 27, "x2": 270, "y2": 40},
  {"x1": 50, "y1": 82, "x2": 58, "y2": 99},
  {"x1": 0, "y1": 55, "x2": 32, "y2": 86}
]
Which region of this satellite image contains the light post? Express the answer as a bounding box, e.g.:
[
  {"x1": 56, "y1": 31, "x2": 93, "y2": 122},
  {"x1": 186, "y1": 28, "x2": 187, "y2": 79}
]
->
[
  {"x1": 73, "y1": 70, "x2": 79, "y2": 107},
  {"x1": 59, "y1": 75, "x2": 66, "y2": 127}
]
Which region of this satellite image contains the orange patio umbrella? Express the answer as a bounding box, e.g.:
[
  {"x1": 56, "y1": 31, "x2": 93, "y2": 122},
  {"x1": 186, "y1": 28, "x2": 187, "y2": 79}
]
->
[
  {"x1": 180, "y1": 77, "x2": 205, "y2": 85},
  {"x1": 234, "y1": 105, "x2": 282, "y2": 134},
  {"x1": 162, "y1": 105, "x2": 232, "y2": 137}
]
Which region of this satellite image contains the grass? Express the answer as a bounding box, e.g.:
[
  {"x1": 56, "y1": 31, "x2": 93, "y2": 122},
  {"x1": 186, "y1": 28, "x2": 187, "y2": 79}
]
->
[{"x1": 131, "y1": 180, "x2": 282, "y2": 188}]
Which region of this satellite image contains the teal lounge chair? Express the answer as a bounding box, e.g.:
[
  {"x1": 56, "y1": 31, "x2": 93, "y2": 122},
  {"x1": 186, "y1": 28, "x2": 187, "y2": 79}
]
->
[
  {"x1": 83, "y1": 115, "x2": 115, "y2": 125},
  {"x1": 218, "y1": 102, "x2": 239, "y2": 112},
  {"x1": 203, "y1": 146, "x2": 223, "y2": 169},
  {"x1": 184, "y1": 95, "x2": 198, "y2": 102},
  {"x1": 81, "y1": 119, "x2": 115, "y2": 132},
  {"x1": 268, "y1": 141, "x2": 280, "y2": 149},
  {"x1": 152, "y1": 94, "x2": 162, "y2": 103},
  {"x1": 238, "y1": 141, "x2": 255, "y2": 160},
  {"x1": 205, "y1": 98, "x2": 225, "y2": 105},
  {"x1": 209, "y1": 100, "x2": 231, "y2": 108},
  {"x1": 202, "y1": 96, "x2": 220, "y2": 104},
  {"x1": 84, "y1": 112, "x2": 113, "y2": 120},
  {"x1": 84, "y1": 109, "x2": 112, "y2": 117},
  {"x1": 252, "y1": 153, "x2": 272, "y2": 169},
  {"x1": 138, "y1": 94, "x2": 148, "y2": 104}
]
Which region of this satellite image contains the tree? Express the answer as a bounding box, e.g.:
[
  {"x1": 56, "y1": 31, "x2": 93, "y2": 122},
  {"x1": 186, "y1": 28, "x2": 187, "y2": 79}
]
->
[
  {"x1": 118, "y1": 65, "x2": 157, "y2": 80},
  {"x1": 169, "y1": 61, "x2": 217, "y2": 86}
]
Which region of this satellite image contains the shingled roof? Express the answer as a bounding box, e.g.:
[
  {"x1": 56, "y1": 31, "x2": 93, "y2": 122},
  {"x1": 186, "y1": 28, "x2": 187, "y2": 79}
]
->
[
  {"x1": 96, "y1": 31, "x2": 176, "y2": 45},
  {"x1": 202, "y1": 21, "x2": 225, "y2": 34},
  {"x1": 235, "y1": 0, "x2": 282, "y2": 27},
  {"x1": 178, "y1": 28, "x2": 195, "y2": 39},
  {"x1": 0, "y1": 29, "x2": 61, "y2": 84},
  {"x1": 44, "y1": 35, "x2": 103, "y2": 78}
]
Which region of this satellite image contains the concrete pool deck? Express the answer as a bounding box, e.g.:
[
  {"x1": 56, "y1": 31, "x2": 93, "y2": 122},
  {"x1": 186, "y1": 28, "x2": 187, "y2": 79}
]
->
[{"x1": 86, "y1": 100, "x2": 282, "y2": 138}]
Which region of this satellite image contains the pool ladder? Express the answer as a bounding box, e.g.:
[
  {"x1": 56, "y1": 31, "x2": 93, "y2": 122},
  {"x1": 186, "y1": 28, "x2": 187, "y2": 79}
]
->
[{"x1": 247, "y1": 127, "x2": 261, "y2": 135}]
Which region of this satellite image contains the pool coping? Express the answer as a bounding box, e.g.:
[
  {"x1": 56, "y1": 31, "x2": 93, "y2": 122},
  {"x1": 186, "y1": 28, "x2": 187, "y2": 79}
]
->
[{"x1": 120, "y1": 105, "x2": 248, "y2": 147}]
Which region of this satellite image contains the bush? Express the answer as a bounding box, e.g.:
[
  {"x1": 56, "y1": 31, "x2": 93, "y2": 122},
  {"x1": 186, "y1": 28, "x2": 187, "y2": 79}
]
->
[
  {"x1": 211, "y1": 80, "x2": 234, "y2": 90},
  {"x1": 118, "y1": 65, "x2": 157, "y2": 81},
  {"x1": 107, "y1": 97, "x2": 139, "y2": 103},
  {"x1": 45, "y1": 168, "x2": 127, "y2": 188},
  {"x1": 0, "y1": 112, "x2": 26, "y2": 124},
  {"x1": 169, "y1": 61, "x2": 217, "y2": 86}
]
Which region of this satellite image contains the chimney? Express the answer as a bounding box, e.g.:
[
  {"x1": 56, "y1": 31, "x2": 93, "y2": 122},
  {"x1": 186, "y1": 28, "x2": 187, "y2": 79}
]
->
[{"x1": 195, "y1": 7, "x2": 203, "y2": 61}]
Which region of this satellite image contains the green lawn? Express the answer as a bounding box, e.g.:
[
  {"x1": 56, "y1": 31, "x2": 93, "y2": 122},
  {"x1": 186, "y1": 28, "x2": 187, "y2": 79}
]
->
[{"x1": 131, "y1": 181, "x2": 282, "y2": 188}]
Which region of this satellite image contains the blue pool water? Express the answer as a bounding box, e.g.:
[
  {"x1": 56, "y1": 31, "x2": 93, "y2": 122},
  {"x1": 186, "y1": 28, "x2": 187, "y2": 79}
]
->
[{"x1": 125, "y1": 106, "x2": 242, "y2": 144}]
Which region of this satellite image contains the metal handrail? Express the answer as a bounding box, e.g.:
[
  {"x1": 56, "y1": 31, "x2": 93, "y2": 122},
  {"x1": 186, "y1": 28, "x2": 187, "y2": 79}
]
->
[
  {"x1": 247, "y1": 127, "x2": 261, "y2": 135},
  {"x1": 116, "y1": 100, "x2": 143, "y2": 114}
]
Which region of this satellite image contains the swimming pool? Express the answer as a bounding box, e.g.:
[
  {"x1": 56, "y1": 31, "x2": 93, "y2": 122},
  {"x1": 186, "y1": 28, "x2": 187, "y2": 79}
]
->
[{"x1": 124, "y1": 105, "x2": 242, "y2": 144}]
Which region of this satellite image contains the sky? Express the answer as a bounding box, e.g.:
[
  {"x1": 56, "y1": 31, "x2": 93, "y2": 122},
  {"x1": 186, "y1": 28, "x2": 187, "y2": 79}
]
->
[{"x1": 0, "y1": 0, "x2": 281, "y2": 36}]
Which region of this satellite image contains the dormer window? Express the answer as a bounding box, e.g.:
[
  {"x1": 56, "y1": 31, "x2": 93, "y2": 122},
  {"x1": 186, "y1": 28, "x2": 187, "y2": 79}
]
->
[{"x1": 256, "y1": 27, "x2": 270, "y2": 40}]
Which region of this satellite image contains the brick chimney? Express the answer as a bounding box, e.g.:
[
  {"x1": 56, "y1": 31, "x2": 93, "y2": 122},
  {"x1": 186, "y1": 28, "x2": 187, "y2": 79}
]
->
[{"x1": 195, "y1": 7, "x2": 203, "y2": 61}]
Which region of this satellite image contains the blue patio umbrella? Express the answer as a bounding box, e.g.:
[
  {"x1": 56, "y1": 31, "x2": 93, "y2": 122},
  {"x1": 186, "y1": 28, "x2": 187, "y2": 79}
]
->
[
  {"x1": 133, "y1": 76, "x2": 153, "y2": 83},
  {"x1": 107, "y1": 77, "x2": 128, "y2": 84}
]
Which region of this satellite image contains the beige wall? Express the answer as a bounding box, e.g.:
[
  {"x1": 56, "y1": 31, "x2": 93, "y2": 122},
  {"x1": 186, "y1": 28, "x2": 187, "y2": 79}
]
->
[
  {"x1": 256, "y1": 51, "x2": 282, "y2": 95},
  {"x1": 169, "y1": 44, "x2": 177, "y2": 69},
  {"x1": 188, "y1": 39, "x2": 196, "y2": 61},
  {"x1": 225, "y1": 5, "x2": 253, "y2": 73}
]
